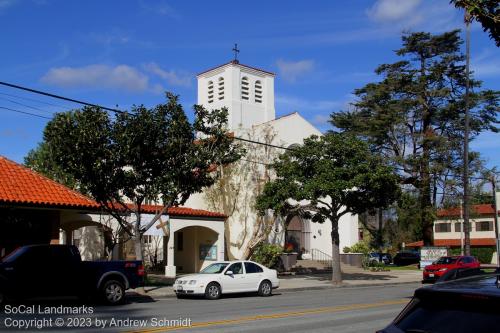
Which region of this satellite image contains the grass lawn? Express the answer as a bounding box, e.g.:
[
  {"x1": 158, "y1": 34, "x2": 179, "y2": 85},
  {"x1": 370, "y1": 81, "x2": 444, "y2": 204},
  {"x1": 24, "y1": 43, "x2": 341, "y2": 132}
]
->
[{"x1": 386, "y1": 265, "x2": 421, "y2": 271}]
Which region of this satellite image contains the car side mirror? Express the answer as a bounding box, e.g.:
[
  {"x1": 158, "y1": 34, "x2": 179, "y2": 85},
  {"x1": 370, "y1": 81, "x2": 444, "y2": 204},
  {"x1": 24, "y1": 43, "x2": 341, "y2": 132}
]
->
[{"x1": 225, "y1": 270, "x2": 233, "y2": 275}]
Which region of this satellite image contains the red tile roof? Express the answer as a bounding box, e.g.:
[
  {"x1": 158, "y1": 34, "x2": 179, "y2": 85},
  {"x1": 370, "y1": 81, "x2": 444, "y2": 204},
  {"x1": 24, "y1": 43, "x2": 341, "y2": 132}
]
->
[
  {"x1": 0, "y1": 156, "x2": 226, "y2": 219},
  {"x1": 0, "y1": 156, "x2": 99, "y2": 210},
  {"x1": 437, "y1": 204, "x2": 499, "y2": 217},
  {"x1": 197, "y1": 60, "x2": 275, "y2": 77},
  {"x1": 406, "y1": 238, "x2": 496, "y2": 248},
  {"x1": 136, "y1": 204, "x2": 226, "y2": 219}
]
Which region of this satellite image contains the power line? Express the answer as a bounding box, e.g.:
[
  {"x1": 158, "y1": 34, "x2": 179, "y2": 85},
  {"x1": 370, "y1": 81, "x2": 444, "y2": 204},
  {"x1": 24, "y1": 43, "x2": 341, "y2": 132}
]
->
[
  {"x1": 233, "y1": 137, "x2": 294, "y2": 151},
  {"x1": 0, "y1": 96, "x2": 56, "y2": 116},
  {"x1": 0, "y1": 80, "x2": 497, "y2": 181},
  {"x1": 0, "y1": 106, "x2": 51, "y2": 119},
  {"x1": 0, "y1": 91, "x2": 72, "y2": 110},
  {"x1": 0, "y1": 81, "x2": 125, "y2": 114}
]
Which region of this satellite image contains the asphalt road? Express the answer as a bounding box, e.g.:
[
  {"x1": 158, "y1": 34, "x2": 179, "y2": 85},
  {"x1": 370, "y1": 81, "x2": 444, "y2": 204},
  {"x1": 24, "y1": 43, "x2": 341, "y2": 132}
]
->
[{"x1": 0, "y1": 283, "x2": 421, "y2": 333}]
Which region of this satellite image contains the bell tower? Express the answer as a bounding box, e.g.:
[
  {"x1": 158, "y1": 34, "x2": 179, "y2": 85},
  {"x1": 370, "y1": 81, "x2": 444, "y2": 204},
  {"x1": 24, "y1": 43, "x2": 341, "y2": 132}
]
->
[{"x1": 197, "y1": 58, "x2": 275, "y2": 130}]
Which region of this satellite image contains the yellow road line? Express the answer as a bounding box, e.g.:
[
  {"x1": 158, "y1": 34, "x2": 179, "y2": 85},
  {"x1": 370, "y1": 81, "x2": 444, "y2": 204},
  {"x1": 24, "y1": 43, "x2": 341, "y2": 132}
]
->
[{"x1": 128, "y1": 298, "x2": 408, "y2": 333}]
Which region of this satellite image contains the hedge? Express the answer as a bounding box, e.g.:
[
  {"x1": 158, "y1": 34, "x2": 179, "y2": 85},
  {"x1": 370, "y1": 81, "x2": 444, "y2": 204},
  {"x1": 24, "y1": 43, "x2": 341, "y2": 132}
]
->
[{"x1": 449, "y1": 247, "x2": 495, "y2": 264}]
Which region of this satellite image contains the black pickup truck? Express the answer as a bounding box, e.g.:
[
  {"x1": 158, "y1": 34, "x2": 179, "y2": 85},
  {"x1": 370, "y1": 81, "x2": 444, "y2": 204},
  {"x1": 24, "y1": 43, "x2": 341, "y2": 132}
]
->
[{"x1": 0, "y1": 244, "x2": 144, "y2": 305}]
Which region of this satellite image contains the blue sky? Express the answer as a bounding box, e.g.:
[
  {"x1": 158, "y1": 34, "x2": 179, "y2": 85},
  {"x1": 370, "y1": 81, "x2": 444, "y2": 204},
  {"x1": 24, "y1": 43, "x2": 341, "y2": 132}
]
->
[{"x1": 0, "y1": 0, "x2": 498, "y2": 168}]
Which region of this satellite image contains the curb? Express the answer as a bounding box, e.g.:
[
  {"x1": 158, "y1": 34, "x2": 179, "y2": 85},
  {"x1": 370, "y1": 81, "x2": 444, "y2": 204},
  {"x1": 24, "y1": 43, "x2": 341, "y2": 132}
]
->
[{"x1": 127, "y1": 280, "x2": 422, "y2": 300}]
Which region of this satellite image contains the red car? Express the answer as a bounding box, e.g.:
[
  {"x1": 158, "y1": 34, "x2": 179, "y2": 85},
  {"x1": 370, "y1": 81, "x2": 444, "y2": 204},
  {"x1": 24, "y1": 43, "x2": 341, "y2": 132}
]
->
[{"x1": 422, "y1": 255, "x2": 480, "y2": 283}]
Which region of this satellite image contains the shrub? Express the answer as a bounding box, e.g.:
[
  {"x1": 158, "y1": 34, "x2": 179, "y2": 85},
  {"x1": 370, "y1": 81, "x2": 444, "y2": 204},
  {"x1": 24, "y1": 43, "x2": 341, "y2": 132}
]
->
[
  {"x1": 348, "y1": 241, "x2": 372, "y2": 255},
  {"x1": 343, "y1": 246, "x2": 351, "y2": 253},
  {"x1": 449, "y1": 247, "x2": 495, "y2": 264},
  {"x1": 251, "y1": 243, "x2": 283, "y2": 268}
]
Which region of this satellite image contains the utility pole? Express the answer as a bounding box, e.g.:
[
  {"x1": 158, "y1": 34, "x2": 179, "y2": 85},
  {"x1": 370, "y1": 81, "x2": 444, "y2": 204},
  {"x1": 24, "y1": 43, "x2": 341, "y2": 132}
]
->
[
  {"x1": 492, "y1": 177, "x2": 499, "y2": 267},
  {"x1": 460, "y1": 199, "x2": 464, "y2": 256},
  {"x1": 462, "y1": 10, "x2": 472, "y2": 256}
]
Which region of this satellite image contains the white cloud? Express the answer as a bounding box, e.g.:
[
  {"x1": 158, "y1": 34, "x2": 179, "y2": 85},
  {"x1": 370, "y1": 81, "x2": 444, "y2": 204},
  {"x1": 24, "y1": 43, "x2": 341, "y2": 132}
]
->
[
  {"x1": 89, "y1": 31, "x2": 130, "y2": 46},
  {"x1": 367, "y1": 0, "x2": 422, "y2": 23},
  {"x1": 366, "y1": 0, "x2": 459, "y2": 32},
  {"x1": 139, "y1": 0, "x2": 180, "y2": 19},
  {"x1": 276, "y1": 59, "x2": 315, "y2": 83},
  {"x1": 143, "y1": 62, "x2": 192, "y2": 87},
  {"x1": 41, "y1": 64, "x2": 151, "y2": 92}
]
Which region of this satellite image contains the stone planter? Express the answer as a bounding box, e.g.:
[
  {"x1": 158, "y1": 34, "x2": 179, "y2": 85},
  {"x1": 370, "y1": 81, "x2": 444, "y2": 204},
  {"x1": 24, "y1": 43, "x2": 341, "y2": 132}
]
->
[
  {"x1": 340, "y1": 253, "x2": 364, "y2": 268},
  {"x1": 280, "y1": 252, "x2": 298, "y2": 271}
]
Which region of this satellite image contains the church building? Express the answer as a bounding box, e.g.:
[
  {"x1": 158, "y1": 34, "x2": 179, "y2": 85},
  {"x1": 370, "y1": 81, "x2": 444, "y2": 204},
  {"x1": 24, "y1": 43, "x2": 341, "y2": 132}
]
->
[{"x1": 179, "y1": 58, "x2": 360, "y2": 275}]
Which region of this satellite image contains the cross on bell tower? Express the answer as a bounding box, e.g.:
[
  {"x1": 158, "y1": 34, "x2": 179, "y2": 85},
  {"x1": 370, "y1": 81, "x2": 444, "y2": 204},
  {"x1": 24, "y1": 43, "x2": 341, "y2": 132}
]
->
[{"x1": 232, "y1": 43, "x2": 240, "y2": 63}]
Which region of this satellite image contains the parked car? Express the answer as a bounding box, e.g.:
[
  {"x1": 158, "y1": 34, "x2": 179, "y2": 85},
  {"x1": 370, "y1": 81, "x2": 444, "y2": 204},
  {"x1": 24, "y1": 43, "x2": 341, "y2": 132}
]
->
[
  {"x1": 422, "y1": 255, "x2": 480, "y2": 283},
  {"x1": 393, "y1": 251, "x2": 420, "y2": 266},
  {"x1": 437, "y1": 266, "x2": 499, "y2": 283},
  {"x1": 368, "y1": 252, "x2": 392, "y2": 265},
  {"x1": 173, "y1": 260, "x2": 280, "y2": 300},
  {"x1": 377, "y1": 273, "x2": 500, "y2": 333},
  {"x1": 0, "y1": 244, "x2": 144, "y2": 305}
]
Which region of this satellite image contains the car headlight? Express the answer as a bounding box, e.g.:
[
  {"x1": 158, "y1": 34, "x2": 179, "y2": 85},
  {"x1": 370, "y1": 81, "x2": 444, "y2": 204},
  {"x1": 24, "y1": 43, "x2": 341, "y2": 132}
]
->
[
  {"x1": 174, "y1": 279, "x2": 179, "y2": 285},
  {"x1": 438, "y1": 268, "x2": 448, "y2": 272},
  {"x1": 189, "y1": 280, "x2": 197, "y2": 285}
]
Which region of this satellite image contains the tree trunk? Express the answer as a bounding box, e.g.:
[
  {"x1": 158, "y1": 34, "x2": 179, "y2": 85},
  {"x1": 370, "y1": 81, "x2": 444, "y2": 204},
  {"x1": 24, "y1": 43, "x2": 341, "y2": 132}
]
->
[
  {"x1": 377, "y1": 208, "x2": 384, "y2": 250},
  {"x1": 134, "y1": 210, "x2": 144, "y2": 261},
  {"x1": 420, "y1": 54, "x2": 434, "y2": 247},
  {"x1": 330, "y1": 218, "x2": 342, "y2": 285},
  {"x1": 133, "y1": 210, "x2": 146, "y2": 294}
]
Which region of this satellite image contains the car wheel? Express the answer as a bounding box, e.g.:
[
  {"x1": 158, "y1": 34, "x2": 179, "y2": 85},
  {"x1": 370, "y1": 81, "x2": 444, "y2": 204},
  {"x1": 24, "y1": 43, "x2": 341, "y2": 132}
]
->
[
  {"x1": 176, "y1": 294, "x2": 186, "y2": 299},
  {"x1": 258, "y1": 280, "x2": 272, "y2": 297},
  {"x1": 102, "y1": 280, "x2": 125, "y2": 305},
  {"x1": 205, "y1": 282, "x2": 221, "y2": 300}
]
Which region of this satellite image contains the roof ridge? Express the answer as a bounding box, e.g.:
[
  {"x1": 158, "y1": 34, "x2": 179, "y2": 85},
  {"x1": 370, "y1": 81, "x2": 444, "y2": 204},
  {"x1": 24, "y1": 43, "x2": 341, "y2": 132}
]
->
[{"x1": 197, "y1": 60, "x2": 275, "y2": 77}]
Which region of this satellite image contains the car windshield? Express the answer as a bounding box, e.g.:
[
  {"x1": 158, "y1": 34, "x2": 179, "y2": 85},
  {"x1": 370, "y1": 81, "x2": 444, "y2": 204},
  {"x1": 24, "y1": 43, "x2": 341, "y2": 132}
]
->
[
  {"x1": 436, "y1": 257, "x2": 457, "y2": 264},
  {"x1": 199, "y1": 263, "x2": 229, "y2": 274}
]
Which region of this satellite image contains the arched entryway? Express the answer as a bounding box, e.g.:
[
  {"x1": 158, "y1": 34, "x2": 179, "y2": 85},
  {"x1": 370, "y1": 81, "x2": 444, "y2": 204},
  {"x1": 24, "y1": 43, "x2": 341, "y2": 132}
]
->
[
  {"x1": 173, "y1": 226, "x2": 219, "y2": 274},
  {"x1": 60, "y1": 218, "x2": 114, "y2": 260},
  {"x1": 285, "y1": 215, "x2": 311, "y2": 255}
]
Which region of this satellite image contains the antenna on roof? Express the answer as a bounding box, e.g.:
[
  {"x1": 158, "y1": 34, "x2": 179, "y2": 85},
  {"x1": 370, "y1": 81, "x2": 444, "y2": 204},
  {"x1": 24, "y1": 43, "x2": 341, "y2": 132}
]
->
[{"x1": 232, "y1": 43, "x2": 240, "y2": 63}]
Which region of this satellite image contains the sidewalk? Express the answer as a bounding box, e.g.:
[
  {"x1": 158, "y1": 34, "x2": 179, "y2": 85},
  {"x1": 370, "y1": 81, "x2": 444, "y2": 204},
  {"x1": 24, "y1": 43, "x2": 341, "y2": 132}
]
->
[{"x1": 129, "y1": 267, "x2": 422, "y2": 299}]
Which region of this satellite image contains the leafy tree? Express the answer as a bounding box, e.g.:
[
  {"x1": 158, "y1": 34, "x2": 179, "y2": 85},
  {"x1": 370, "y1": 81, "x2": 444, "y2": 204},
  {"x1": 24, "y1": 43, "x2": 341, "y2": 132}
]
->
[
  {"x1": 255, "y1": 133, "x2": 400, "y2": 284},
  {"x1": 42, "y1": 93, "x2": 242, "y2": 261},
  {"x1": 450, "y1": 0, "x2": 500, "y2": 46},
  {"x1": 24, "y1": 141, "x2": 77, "y2": 190},
  {"x1": 205, "y1": 124, "x2": 281, "y2": 260},
  {"x1": 331, "y1": 30, "x2": 499, "y2": 246}
]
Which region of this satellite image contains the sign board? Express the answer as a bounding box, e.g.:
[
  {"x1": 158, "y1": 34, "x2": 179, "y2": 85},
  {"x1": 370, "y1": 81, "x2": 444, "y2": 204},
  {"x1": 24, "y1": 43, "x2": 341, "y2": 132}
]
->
[
  {"x1": 420, "y1": 247, "x2": 448, "y2": 269},
  {"x1": 200, "y1": 244, "x2": 217, "y2": 261}
]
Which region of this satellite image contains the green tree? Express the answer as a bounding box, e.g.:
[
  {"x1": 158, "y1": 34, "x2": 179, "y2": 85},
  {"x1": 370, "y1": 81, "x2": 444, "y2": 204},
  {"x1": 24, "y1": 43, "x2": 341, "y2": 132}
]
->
[
  {"x1": 42, "y1": 93, "x2": 242, "y2": 261},
  {"x1": 255, "y1": 133, "x2": 400, "y2": 284},
  {"x1": 450, "y1": 0, "x2": 500, "y2": 46},
  {"x1": 24, "y1": 141, "x2": 77, "y2": 190},
  {"x1": 331, "y1": 30, "x2": 499, "y2": 246}
]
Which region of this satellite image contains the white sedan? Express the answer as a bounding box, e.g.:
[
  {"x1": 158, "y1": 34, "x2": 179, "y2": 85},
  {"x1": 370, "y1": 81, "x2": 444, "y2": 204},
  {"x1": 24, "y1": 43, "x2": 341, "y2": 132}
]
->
[{"x1": 173, "y1": 260, "x2": 280, "y2": 300}]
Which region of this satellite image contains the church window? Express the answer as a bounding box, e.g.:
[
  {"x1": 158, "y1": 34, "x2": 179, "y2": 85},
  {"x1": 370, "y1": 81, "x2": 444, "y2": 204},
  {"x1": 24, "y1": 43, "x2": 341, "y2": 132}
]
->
[
  {"x1": 255, "y1": 80, "x2": 262, "y2": 103},
  {"x1": 241, "y1": 77, "x2": 249, "y2": 100},
  {"x1": 208, "y1": 81, "x2": 214, "y2": 103},
  {"x1": 218, "y1": 77, "x2": 224, "y2": 100}
]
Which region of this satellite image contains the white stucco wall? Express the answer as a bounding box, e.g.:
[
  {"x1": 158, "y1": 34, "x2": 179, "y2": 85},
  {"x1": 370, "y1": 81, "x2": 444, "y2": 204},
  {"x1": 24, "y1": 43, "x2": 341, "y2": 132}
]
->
[
  {"x1": 197, "y1": 62, "x2": 275, "y2": 129},
  {"x1": 434, "y1": 217, "x2": 497, "y2": 240}
]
